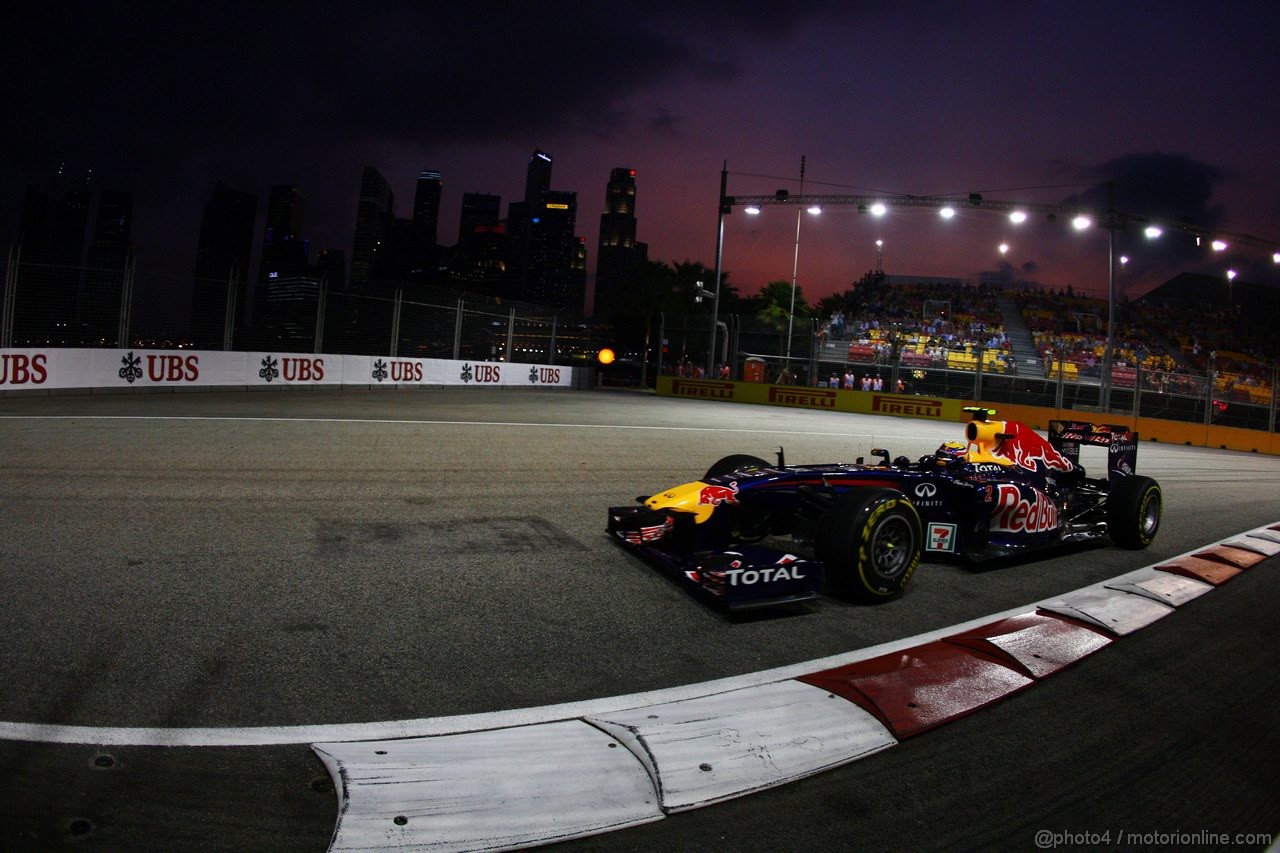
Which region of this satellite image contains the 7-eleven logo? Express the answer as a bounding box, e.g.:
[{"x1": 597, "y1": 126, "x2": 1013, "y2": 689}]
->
[{"x1": 928, "y1": 523, "x2": 956, "y2": 552}]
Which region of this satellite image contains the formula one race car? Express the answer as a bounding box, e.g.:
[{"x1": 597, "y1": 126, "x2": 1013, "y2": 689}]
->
[{"x1": 607, "y1": 408, "x2": 1162, "y2": 610}]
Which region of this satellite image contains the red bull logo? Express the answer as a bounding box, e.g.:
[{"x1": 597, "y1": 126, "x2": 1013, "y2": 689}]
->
[
  {"x1": 995, "y1": 421, "x2": 1074, "y2": 472},
  {"x1": 991, "y1": 483, "x2": 1058, "y2": 533},
  {"x1": 698, "y1": 482, "x2": 740, "y2": 506}
]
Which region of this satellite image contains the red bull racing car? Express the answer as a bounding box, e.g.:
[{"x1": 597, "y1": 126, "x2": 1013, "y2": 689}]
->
[{"x1": 607, "y1": 408, "x2": 1162, "y2": 610}]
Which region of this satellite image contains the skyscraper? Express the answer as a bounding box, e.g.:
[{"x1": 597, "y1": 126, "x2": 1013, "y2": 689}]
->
[
  {"x1": 259, "y1": 185, "x2": 315, "y2": 347},
  {"x1": 413, "y1": 170, "x2": 443, "y2": 248},
  {"x1": 594, "y1": 167, "x2": 647, "y2": 321},
  {"x1": 81, "y1": 188, "x2": 134, "y2": 344},
  {"x1": 190, "y1": 182, "x2": 257, "y2": 349},
  {"x1": 12, "y1": 170, "x2": 92, "y2": 344},
  {"x1": 524, "y1": 150, "x2": 553, "y2": 207},
  {"x1": 459, "y1": 192, "x2": 501, "y2": 243},
  {"x1": 351, "y1": 166, "x2": 394, "y2": 289},
  {"x1": 524, "y1": 189, "x2": 585, "y2": 313},
  {"x1": 260, "y1": 185, "x2": 308, "y2": 278},
  {"x1": 448, "y1": 192, "x2": 506, "y2": 295},
  {"x1": 505, "y1": 150, "x2": 587, "y2": 314}
]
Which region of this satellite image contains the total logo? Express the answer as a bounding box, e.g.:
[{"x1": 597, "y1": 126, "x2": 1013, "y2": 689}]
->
[
  {"x1": 991, "y1": 483, "x2": 1058, "y2": 533},
  {"x1": 689, "y1": 553, "x2": 807, "y2": 587},
  {"x1": 723, "y1": 564, "x2": 807, "y2": 586},
  {"x1": 912, "y1": 481, "x2": 943, "y2": 507}
]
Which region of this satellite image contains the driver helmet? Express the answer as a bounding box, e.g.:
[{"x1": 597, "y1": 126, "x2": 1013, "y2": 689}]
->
[{"x1": 934, "y1": 440, "x2": 968, "y2": 465}]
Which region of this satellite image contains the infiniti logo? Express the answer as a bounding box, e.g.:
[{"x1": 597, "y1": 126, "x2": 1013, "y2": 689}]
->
[{"x1": 915, "y1": 483, "x2": 938, "y2": 497}]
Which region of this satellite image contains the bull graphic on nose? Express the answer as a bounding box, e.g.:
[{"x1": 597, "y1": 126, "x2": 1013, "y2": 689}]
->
[{"x1": 698, "y1": 482, "x2": 740, "y2": 506}]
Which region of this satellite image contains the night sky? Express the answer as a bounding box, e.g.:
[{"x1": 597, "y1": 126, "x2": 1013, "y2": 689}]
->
[{"x1": 5, "y1": 1, "x2": 1279, "y2": 328}]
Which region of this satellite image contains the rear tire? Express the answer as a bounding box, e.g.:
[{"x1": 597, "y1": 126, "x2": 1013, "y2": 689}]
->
[
  {"x1": 817, "y1": 488, "x2": 922, "y2": 603},
  {"x1": 1108, "y1": 475, "x2": 1162, "y2": 548},
  {"x1": 704, "y1": 454, "x2": 770, "y2": 480}
]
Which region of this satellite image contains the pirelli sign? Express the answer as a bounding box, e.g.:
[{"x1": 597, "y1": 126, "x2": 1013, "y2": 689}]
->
[
  {"x1": 769, "y1": 386, "x2": 837, "y2": 410},
  {"x1": 657, "y1": 377, "x2": 962, "y2": 423},
  {"x1": 670, "y1": 379, "x2": 736, "y2": 400},
  {"x1": 871, "y1": 393, "x2": 945, "y2": 418}
]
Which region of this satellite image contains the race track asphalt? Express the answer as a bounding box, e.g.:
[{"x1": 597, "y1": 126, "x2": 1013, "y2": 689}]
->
[{"x1": 1, "y1": 387, "x2": 1277, "y2": 851}]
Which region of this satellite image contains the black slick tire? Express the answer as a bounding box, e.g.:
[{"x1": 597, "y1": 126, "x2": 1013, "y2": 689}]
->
[
  {"x1": 817, "y1": 488, "x2": 922, "y2": 603},
  {"x1": 704, "y1": 454, "x2": 770, "y2": 480},
  {"x1": 1107, "y1": 475, "x2": 1162, "y2": 548}
]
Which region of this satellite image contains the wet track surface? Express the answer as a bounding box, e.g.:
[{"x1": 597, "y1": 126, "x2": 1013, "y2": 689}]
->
[{"x1": 1, "y1": 388, "x2": 1277, "y2": 850}]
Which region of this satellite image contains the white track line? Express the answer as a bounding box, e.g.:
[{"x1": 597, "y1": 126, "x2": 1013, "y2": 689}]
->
[{"x1": 1, "y1": 523, "x2": 1272, "y2": 748}]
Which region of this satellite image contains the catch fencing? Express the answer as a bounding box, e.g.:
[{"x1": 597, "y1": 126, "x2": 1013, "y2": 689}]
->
[
  {"x1": 1, "y1": 256, "x2": 600, "y2": 367},
  {"x1": 658, "y1": 312, "x2": 1279, "y2": 434}
]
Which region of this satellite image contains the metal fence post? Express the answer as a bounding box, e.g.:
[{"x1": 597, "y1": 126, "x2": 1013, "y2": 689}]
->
[
  {"x1": 506, "y1": 308, "x2": 515, "y2": 363},
  {"x1": 1133, "y1": 360, "x2": 1143, "y2": 419},
  {"x1": 734, "y1": 315, "x2": 744, "y2": 379},
  {"x1": 222, "y1": 267, "x2": 238, "y2": 351},
  {"x1": 2, "y1": 244, "x2": 20, "y2": 348},
  {"x1": 655, "y1": 312, "x2": 665, "y2": 378},
  {"x1": 1204, "y1": 360, "x2": 1216, "y2": 425},
  {"x1": 888, "y1": 329, "x2": 901, "y2": 395},
  {"x1": 452, "y1": 299, "x2": 464, "y2": 360},
  {"x1": 314, "y1": 272, "x2": 328, "y2": 354},
  {"x1": 1270, "y1": 365, "x2": 1278, "y2": 434},
  {"x1": 390, "y1": 286, "x2": 403, "y2": 358},
  {"x1": 808, "y1": 317, "x2": 819, "y2": 384},
  {"x1": 117, "y1": 255, "x2": 135, "y2": 348},
  {"x1": 1055, "y1": 352, "x2": 1065, "y2": 409},
  {"x1": 974, "y1": 342, "x2": 985, "y2": 401}
]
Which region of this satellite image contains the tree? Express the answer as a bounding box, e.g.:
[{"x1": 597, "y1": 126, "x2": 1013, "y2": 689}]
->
[
  {"x1": 753, "y1": 280, "x2": 810, "y2": 331},
  {"x1": 671, "y1": 260, "x2": 741, "y2": 311},
  {"x1": 611, "y1": 259, "x2": 676, "y2": 344},
  {"x1": 815, "y1": 292, "x2": 847, "y2": 319}
]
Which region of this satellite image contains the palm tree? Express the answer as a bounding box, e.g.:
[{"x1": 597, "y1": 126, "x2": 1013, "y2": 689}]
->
[
  {"x1": 613, "y1": 259, "x2": 677, "y2": 385},
  {"x1": 754, "y1": 280, "x2": 810, "y2": 330}
]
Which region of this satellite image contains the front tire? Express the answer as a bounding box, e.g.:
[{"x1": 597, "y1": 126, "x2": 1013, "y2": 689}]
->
[
  {"x1": 703, "y1": 454, "x2": 772, "y2": 542},
  {"x1": 704, "y1": 454, "x2": 770, "y2": 480},
  {"x1": 817, "y1": 488, "x2": 922, "y2": 603},
  {"x1": 1108, "y1": 475, "x2": 1162, "y2": 548}
]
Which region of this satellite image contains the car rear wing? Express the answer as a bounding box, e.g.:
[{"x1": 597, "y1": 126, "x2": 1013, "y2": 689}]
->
[{"x1": 1048, "y1": 420, "x2": 1139, "y2": 485}]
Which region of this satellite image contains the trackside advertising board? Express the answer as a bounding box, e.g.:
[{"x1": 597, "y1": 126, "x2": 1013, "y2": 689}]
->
[
  {"x1": 657, "y1": 376, "x2": 966, "y2": 420},
  {"x1": 656, "y1": 376, "x2": 1280, "y2": 455},
  {"x1": 0, "y1": 349, "x2": 576, "y2": 391}
]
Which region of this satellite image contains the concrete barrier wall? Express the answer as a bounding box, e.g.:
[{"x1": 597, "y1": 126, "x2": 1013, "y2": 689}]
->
[
  {"x1": 656, "y1": 377, "x2": 1280, "y2": 456},
  {"x1": 0, "y1": 348, "x2": 583, "y2": 393}
]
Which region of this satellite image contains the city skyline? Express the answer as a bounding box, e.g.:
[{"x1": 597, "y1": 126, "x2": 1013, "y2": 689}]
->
[{"x1": 4, "y1": 2, "x2": 1279, "y2": 327}]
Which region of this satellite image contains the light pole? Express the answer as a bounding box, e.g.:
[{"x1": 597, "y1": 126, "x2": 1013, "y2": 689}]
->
[
  {"x1": 710, "y1": 173, "x2": 1274, "y2": 396},
  {"x1": 1101, "y1": 182, "x2": 1117, "y2": 412},
  {"x1": 787, "y1": 156, "x2": 805, "y2": 363},
  {"x1": 708, "y1": 163, "x2": 728, "y2": 376}
]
